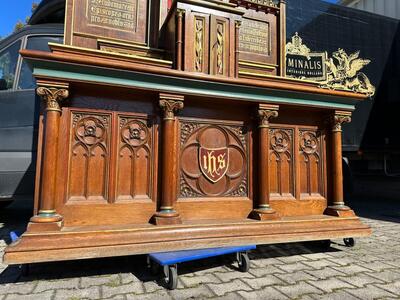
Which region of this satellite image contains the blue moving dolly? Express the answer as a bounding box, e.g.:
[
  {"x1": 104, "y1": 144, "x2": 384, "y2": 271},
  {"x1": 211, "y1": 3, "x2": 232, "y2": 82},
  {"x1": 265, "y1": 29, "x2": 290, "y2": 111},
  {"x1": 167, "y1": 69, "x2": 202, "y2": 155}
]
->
[{"x1": 148, "y1": 245, "x2": 256, "y2": 290}]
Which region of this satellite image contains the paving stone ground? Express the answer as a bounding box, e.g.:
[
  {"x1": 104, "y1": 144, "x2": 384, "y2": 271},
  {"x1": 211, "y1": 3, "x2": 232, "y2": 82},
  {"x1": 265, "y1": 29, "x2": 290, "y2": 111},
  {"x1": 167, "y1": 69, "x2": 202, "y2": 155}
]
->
[{"x1": 1, "y1": 175, "x2": 400, "y2": 300}]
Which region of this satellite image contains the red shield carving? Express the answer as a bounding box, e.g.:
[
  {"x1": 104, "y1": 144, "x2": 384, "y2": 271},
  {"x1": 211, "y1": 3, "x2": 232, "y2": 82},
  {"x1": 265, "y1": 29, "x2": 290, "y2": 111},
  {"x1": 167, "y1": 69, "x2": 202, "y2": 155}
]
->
[{"x1": 199, "y1": 147, "x2": 229, "y2": 183}]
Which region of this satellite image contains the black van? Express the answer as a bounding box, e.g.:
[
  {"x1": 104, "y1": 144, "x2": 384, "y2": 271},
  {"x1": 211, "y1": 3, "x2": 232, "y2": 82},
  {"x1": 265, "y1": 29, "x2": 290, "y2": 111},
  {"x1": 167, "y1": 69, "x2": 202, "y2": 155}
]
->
[{"x1": 0, "y1": 0, "x2": 64, "y2": 207}]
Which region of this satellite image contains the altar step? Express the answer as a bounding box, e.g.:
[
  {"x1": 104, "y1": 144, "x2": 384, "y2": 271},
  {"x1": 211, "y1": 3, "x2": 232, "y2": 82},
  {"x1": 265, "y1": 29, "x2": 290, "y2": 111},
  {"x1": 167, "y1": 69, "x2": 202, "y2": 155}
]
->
[{"x1": 3, "y1": 215, "x2": 371, "y2": 265}]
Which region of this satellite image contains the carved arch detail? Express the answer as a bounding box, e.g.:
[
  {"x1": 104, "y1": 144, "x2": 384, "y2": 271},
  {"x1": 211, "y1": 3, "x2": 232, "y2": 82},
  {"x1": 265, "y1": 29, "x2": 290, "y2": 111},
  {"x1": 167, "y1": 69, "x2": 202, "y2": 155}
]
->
[{"x1": 67, "y1": 113, "x2": 110, "y2": 203}]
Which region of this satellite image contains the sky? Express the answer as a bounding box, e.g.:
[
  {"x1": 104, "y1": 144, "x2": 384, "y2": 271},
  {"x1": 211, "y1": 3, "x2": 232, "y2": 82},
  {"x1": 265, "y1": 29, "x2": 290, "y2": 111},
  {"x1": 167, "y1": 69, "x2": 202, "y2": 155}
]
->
[
  {"x1": 0, "y1": 0, "x2": 37, "y2": 37},
  {"x1": 0, "y1": 0, "x2": 339, "y2": 39}
]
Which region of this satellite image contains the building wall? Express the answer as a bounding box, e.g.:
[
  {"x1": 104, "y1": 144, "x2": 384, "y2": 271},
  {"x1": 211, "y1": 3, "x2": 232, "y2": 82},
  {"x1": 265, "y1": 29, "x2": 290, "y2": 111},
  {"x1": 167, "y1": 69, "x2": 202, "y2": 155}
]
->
[{"x1": 340, "y1": 0, "x2": 400, "y2": 19}]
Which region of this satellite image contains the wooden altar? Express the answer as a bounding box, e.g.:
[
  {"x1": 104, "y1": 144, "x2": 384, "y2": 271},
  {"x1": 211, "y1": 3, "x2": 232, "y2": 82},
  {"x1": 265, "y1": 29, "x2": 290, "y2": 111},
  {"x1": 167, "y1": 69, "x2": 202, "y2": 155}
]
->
[{"x1": 4, "y1": 0, "x2": 371, "y2": 264}]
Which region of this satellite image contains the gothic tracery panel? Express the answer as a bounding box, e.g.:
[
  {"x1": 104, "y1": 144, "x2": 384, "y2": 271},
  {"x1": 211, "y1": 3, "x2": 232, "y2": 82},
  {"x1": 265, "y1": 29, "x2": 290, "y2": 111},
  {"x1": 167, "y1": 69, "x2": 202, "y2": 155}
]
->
[
  {"x1": 299, "y1": 130, "x2": 324, "y2": 198},
  {"x1": 116, "y1": 116, "x2": 153, "y2": 202},
  {"x1": 179, "y1": 120, "x2": 248, "y2": 198},
  {"x1": 269, "y1": 128, "x2": 295, "y2": 199},
  {"x1": 67, "y1": 112, "x2": 110, "y2": 202}
]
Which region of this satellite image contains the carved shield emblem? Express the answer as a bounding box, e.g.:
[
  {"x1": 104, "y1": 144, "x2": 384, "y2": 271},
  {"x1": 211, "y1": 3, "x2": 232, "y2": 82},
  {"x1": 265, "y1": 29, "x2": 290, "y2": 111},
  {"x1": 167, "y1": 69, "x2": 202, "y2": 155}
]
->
[{"x1": 199, "y1": 147, "x2": 229, "y2": 183}]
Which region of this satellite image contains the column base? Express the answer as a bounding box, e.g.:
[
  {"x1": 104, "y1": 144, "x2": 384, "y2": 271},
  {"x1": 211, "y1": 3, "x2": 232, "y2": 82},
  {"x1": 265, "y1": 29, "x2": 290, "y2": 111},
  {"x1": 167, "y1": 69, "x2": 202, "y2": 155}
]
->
[
  {"x1": 28, "y1": 212, "x2": 64, "y2": 232},
  {"x1": 152, "y1": 210, "x2": 182, "y2": 225},
  {"x1": 249, "y1": 208, "x2": 280, "y2": 221},
  {"x1": 325, "y1": 206, "x2": 356, "y2": 218}
]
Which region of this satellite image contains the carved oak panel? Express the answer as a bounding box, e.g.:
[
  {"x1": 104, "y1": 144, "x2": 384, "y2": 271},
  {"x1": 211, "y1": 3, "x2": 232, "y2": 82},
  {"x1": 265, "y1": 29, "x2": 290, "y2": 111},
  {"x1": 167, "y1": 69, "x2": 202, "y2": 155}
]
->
[
  {"x1": 67, "y1": 112, "x2": 111, "y2": 203},
  {"x1": 269, "y1": 127, "x2": 295, "y2": 199},
  {"x1": 116, "y1": 115, "x2": 153, "y2": 202},
  {"x1": 179, "y1": 120, "x2": 248, "y2": 198},
  {"x1": 299, "y1": 129, "x2": 325, "y2": 199}
]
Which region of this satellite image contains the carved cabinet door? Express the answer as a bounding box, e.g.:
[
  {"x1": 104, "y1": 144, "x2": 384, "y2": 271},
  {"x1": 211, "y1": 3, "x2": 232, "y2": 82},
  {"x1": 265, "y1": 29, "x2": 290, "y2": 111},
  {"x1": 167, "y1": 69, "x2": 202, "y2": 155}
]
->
[
  {"x1": 55, "y1": 108, "x2": 158, "y2": 226},
  {"x1": 269, "y1": 124, "x2": 327, "y2": 216}
]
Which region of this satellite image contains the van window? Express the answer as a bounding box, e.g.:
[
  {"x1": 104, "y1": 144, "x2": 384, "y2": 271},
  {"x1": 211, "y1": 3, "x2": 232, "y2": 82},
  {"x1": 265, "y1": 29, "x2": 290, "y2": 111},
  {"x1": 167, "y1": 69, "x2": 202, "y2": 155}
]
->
[
  {"x1": 0, "y1": 40, "x2": 22, "y2": 90},
  {"x1": 18, "y1": 36, "x2": 63, "y2": 90}
]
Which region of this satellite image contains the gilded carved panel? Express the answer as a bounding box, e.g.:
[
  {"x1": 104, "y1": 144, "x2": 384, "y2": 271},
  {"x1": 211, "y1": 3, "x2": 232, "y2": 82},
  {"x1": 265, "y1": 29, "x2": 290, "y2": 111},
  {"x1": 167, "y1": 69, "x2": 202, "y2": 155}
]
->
[{"x1": 179, "y1": 120, "x2": 248, "y2": 198}]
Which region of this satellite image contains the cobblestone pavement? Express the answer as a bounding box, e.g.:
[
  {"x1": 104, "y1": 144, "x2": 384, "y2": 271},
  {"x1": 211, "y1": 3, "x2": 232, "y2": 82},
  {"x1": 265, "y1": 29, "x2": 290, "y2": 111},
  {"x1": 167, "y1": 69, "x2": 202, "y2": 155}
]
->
[{"x1": 1, "y1": 175, "x2": 400, "y2": 300}]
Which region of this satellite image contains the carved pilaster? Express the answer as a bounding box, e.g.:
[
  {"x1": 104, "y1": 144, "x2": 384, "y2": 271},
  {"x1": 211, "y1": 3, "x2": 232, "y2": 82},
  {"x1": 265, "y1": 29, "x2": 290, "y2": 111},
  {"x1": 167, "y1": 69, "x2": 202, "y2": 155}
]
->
[
  {"x1": 176, "y1": 9, "x2": 185, "y2": 71},
  {"x1": 235, "y1": 20, "x2": 242, "y2": 78},
  {"x1": 29, "y1": 82, "x2": 69, "y2": 231},
  {"x1": 153, "y1": 93, "x2": 184, "y2": 225},
  {"x1": 251, "y1": 104, "x2": 280, "y2": 221}
]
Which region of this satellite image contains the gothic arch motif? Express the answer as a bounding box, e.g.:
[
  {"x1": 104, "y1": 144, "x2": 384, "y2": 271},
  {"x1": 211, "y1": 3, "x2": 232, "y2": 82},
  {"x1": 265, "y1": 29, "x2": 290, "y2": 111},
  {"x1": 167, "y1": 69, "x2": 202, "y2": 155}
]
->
[
  {"x1": 299, "y1": 130, "x2": 324, "y2": 198},
  {"x1": 269, "y1": 128, "x2": 294, "y2": 198},
  {"x1": 116, "y1": 116, "x2": 153, "y2": 202},
  {"x1": 67, "y1": 113, "x2": 110, "y2": 202}
]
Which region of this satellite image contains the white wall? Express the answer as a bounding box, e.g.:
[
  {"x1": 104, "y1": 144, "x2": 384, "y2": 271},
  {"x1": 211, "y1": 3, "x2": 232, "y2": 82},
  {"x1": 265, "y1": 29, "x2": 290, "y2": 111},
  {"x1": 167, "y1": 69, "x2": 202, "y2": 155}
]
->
[{"x1": 341, "y1": 0, "x2": 400, "y2": 19}]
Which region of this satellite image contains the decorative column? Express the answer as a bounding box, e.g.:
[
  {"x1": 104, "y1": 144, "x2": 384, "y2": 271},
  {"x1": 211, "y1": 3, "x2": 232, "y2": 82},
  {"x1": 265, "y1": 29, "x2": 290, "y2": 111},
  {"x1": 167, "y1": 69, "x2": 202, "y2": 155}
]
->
[
  {"x1": 235, "y1": 20, "x2": 242, "y2": 78},
  {"x1": 176, "y1": 9, "x2": 185, "y2": 71},
  {"x1": 153, "y1": 93, "x2": 184, "y2": 225},
  {"x1": 251, "y1": 104, "x2": 280, "y2": 221},
  {"x1": 30, "y1": 82, "x2": 69, "y2": 229},
  {"x1": 279, "y1": 0, "x2": 287, "y2": 76},
  {"x1": 325, "y1": 110, "x2": 355, "y2": 217}
]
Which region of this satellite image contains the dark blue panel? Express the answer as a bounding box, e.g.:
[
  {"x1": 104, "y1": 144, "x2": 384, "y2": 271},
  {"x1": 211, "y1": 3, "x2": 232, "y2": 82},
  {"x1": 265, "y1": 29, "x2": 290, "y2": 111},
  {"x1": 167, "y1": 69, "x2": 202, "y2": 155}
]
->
[{"x1": 149, "y1": 245, "x2": 256, "y2": 266}]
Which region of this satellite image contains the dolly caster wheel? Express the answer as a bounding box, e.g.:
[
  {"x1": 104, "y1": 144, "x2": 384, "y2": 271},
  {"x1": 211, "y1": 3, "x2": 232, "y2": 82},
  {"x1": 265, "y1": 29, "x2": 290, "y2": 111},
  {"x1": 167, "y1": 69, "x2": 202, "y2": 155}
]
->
[
  {"x1": 163, "y1": 264, "x2": 178, "y2": 290},
  {"x1": 237, "y1": 252, "x2": 250, "y2": 272},
  {"x1": 344, "y1": 238, "x2": 355, "y2": 247}
]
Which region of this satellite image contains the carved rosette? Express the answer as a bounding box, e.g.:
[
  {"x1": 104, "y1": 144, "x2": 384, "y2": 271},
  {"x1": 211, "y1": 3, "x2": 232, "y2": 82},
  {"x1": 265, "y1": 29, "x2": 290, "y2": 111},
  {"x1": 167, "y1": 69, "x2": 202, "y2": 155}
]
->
[
  {"x1": 73, "y1": 114, "x2": 108, "y2": 151},
  {"x1": 270, "y1": 129, "x2": 290, "y2": 153},
  {"x1": 300, "y1": 131, "x2": 319, "y2": 155},
  {"x1": 331, "y1": 112, "x2": 352, "y2": 132},
  {"x1": 37, "y1": 86, "x2": 69, "y2": 112},
  {"x1": 159, "y1": 99, "x2": 184, "y2": 120},
  {"x1": 120, "y1": 118, "x2": 149, "y2": 148},
  {"x1": 258, "y1": 109, "x2": 279, "y2": 128}
]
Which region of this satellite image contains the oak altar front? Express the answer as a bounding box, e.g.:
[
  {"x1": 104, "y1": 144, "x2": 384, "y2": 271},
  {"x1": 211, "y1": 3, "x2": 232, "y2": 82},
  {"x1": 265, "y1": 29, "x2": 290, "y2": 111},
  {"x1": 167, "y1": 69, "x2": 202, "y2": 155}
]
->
[{"x1": 4, "y1": 0, "x2": 371, "y2": 264}]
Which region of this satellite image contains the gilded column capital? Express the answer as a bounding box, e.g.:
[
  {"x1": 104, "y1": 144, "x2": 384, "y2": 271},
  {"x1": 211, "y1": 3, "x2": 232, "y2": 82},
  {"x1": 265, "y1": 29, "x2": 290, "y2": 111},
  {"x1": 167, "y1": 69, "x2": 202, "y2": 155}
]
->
[
  {"x1": 258, "y1": 104, "x2": 279, "y2": 128},
  {"x1": 176, "y1": 9, "x2": 185, "y2": 17},
  {"x1": 330, "y1": 111, "x2": 352, "y2": 132},
  {"x1": 159, "y1": 93, "x2": 184, "y2": 121},
  {"x1": 235, "y1": 20, "x2": 242, "y2": 28},
  {"x1": 37, "y1": 86, "x2": 69, "y2": 113}
]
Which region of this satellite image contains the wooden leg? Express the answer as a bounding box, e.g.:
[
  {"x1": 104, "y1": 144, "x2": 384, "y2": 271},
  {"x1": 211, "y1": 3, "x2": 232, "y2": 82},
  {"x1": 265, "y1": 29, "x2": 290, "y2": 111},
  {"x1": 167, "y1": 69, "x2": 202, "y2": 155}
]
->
[
  {"x1": 153, "y1": 94, "x2": 184, "y2": 225},
  {"x1": 29, "y1": 84, "x2": 69, "y2": 231},
  {"x1": 250, "y1": 104, "x2": 280, "y2": 221},
  {"x1": 325, "y1": 111, "x2": 355, "y2": 218}
]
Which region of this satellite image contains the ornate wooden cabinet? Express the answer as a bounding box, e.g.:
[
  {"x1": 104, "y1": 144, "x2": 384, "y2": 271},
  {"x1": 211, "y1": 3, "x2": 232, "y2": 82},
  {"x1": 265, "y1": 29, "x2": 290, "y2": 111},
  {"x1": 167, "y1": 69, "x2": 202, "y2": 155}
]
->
[{"x1": 3, "y1": 0, "x2": 371, "y2": 264}]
